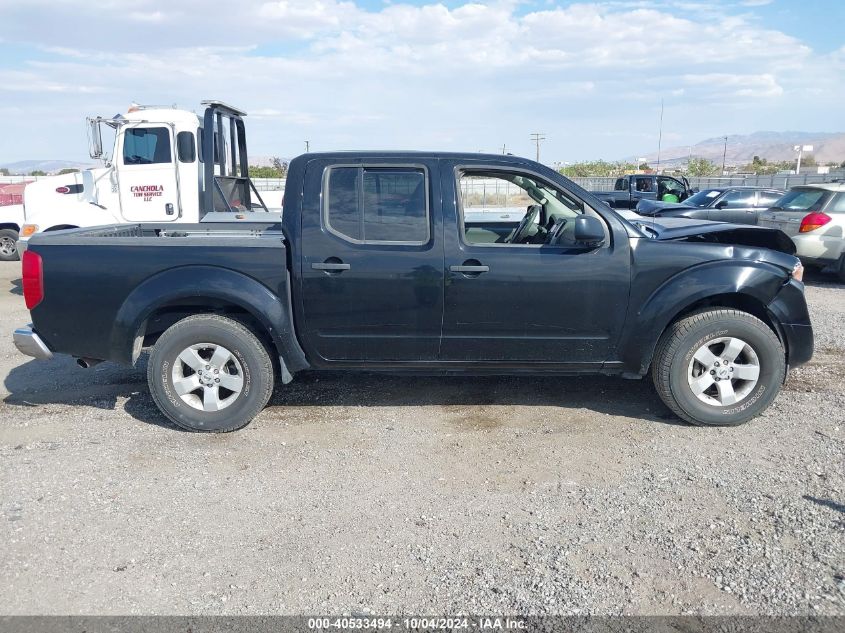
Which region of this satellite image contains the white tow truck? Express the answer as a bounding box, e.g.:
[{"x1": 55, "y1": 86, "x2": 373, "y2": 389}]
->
[{"x1": 18, "y1": 100, "x2": 276, "y2": 252}]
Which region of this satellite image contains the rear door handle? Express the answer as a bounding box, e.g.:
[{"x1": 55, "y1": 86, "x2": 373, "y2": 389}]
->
[
  {"x1": 312, "y1": 262, "x2": 351, "y2": 271},
  {"x1": 450, "y1": 265, "x2": 489, "y2": 273}
]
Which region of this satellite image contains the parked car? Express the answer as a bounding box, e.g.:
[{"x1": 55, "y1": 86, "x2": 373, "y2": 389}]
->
[
  {"x1": 13, "y1": 152, "x2": 812, "y2": 432},
  {"x1": 590, "y1": 174, "x2": 695, "y2": 209},
  {"x1": 636, "y1": 187, "x2": 785, "y2": 225},
  {"x1": 758, "y1": 183, "x2": 845, "y2": 281},
  {"x1": 0, "y1": 203, "x2": 24, "y2": 261}
]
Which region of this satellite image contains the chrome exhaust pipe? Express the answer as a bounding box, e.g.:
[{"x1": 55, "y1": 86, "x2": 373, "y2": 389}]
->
[{"x1": 76, "y1": 357, "x2": 103, "y2": 369}]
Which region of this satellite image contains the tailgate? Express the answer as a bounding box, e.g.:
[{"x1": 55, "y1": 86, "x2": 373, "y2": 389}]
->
[
  {"x1": 759, "y1": 188, "x2": 834, "y2": 237},
  {"x1": 758, "y1": 210, "x2": 804, "y2": 237}
]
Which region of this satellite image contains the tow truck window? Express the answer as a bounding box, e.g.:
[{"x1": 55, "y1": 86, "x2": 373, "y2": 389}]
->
[
  {"x1": 123, "y1": 127, "x2": 171, "y2": 165},
  {"x1": 177, "y1": 131, "x2": 196, "y2": 163},
  {"x1": 324, "y1": 166, "x2": 429, "y2": 244}
]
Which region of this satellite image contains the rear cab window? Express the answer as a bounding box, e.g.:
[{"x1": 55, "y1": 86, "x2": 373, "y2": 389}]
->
[{"x1": 323, "y1": 166, "x2": 429, "y2": 245}]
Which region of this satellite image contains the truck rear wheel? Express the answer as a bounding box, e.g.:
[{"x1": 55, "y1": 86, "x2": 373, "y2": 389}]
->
[
  {"x1": 0, "y1": 229, "x2": 19, "y2": 261},
  {"x1": 148, "y1": 315, "x2": 274, "y2": 432},
  {"x1": 652, "y1": 309, "x2": 785, "y2": 426}
]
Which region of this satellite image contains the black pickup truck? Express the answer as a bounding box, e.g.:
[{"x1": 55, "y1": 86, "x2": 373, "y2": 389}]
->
[
  {"x1": 13, "y1": 152, "x2": 812, "y2": 432},
  {"x1": 592, "y1": 174, "x2": 695, "y2": 209}
]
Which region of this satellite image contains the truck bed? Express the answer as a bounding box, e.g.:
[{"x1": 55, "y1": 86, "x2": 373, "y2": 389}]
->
[
  {"x1": 25, "y1": 222, "x2": 290, "y2": 365},
  {"x1": 35, "y1": 221, "x2": 284, "y2": 244}
]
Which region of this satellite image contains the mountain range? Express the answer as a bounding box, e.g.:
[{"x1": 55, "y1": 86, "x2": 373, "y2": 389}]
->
[
  {"x1": 5, "y1": 132, "x2": 845, "y2": 174},
  {"x1": 637, "y1": 131, "x2": 845, "y2": 168},
  {"x1": 0, "y1": 159, "x2": 95, "y2": 175}
]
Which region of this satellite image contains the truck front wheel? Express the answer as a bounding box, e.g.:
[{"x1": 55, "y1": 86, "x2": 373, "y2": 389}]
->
[
  {"x1": 148, "y1": 315, "x2": 275, "y2": 432},
  {"x1": 0, "y1": 229, "x2": 19, "y2": 261},
  {"x1": 652, "y1": 309, "x2": 785, "y2": 426}
]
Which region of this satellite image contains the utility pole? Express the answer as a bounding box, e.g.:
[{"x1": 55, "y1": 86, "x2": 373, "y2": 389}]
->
[
  {"x1": 721, "y1": 136, "x2": 728, "y2": 176},
  {"x1": 656, "y1": 98, "x2": 664, "y2": 173},
  {"x1": 530, "y1": 133, "x2": 546, "y2": 163},
  {"x1": 794, "y1": 144, "x2": 812, "y2": 174},
  {"x1": 304, "y1": 140, "x2": 310, "y2": 153},
  {"x1": 501, "y1": 143, "x2": 507, "y2": 155}
]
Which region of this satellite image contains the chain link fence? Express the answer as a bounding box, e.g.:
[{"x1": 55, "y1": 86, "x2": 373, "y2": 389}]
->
[
  {"x1": 5, "y1": 172, "x2": 843, "y2": 196},
  {"x1": 571, "y1": 171, "x2": 844, "y2": 192}
]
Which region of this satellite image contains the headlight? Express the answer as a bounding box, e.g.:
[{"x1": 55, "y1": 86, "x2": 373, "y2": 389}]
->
[
  {"x1": 20, "y1": 224, "x2": 39, "y2": 238},
  {"x1": 791, "y1": 260, "x2": 804, "y2": 283}
]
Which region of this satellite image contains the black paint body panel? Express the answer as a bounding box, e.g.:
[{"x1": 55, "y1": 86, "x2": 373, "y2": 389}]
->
[{"x1": 23, "y1": 152, "x2": 813, "y2": 378}]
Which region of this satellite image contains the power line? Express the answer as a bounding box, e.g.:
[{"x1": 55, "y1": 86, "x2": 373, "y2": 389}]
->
[{"x1": 530, "y1": 133, "x2": 546, "y2": 163}]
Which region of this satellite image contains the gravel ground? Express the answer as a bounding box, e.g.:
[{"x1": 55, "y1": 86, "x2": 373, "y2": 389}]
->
[{"x1": 0, "y1": 260, "x2": 843, "y2": 616}]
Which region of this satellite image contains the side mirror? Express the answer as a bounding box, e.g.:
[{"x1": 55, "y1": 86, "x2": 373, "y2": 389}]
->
[
  {"x1": 714, "y1": 200, "x2": 728, "y2": 210},
  {"x1": 87, "y1": 118, "x2": 103, "y2": 159},
  {"x1": 574, "y1": 216, "x2": 605, "y2": 246}
]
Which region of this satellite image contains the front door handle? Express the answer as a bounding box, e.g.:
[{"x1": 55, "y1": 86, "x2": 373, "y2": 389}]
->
[{"x1": 450, "y1": 260, "x2": 489, "y2": 278}]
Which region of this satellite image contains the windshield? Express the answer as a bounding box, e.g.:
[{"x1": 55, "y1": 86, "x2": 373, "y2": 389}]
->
[
  {"x1": 773, "y1": 189, "x2": 830, "y2": 211},
  {"x1": 685, "y1": 189, "x2": 723, "y2": 207}
]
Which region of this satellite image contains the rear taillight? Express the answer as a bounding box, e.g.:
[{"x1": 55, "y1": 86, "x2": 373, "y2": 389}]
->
[
  {"x1": 22, "y1": 250, "x2": 44, "y2": 309},
  {"x1": 799, "y1": 212, "x2": 831, "y2": 233}
]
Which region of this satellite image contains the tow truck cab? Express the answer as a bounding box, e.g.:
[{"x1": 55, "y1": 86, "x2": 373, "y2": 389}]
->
[{"x1": 20, "y1": 100, "x2": 270, "y2": 241}]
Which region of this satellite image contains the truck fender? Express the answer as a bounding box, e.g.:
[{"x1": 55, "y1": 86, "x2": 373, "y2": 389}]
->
[
  {"x1": 109, "y1": 266, "x2": 309, "y2": 381},
  {"x1": 619, "y1": 261, "x2": 789, "y2": 375}
]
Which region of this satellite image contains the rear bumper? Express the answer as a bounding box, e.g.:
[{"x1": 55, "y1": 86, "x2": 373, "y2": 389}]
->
[
  {"x1": 792, "y1": 232, "x2": 845, "y2": 264},
  {"x1": 13, "y1": 325, "x2": 53, "y2": 360},
  {"x1": 766, "y1": 279, "x2": 814, "y2": 368}
]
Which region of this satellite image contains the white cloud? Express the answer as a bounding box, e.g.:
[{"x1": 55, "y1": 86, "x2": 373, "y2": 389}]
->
[
  {"x1": 129, "y1": 10, "x2": 166, "y2": 22},
  {"x1": 0, "y1": 1, "x2": 841, "y2": 162},
  {"x1": 681, "y1": 73, "x2": 783, "y2": 98}
]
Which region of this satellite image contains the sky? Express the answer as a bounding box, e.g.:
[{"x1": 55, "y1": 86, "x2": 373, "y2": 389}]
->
[{"x1": 0, "y1": 0, "x2": 843, "y2": 164}]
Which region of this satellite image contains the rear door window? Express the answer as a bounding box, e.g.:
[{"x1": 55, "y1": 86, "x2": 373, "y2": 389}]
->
[
  {"x1": 757, "y1": 191, "x2": 783, "y2": 207},
  {"x1": 324, "y1": 166, "x2": 429, "y2": 244}
]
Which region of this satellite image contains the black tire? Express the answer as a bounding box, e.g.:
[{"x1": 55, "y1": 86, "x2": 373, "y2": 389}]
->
[
  {"x1": 147, "y1": 315, "x2": 274, "y2": 432},
  {"x1": 0, "y1": 229, "x2": 19, "y2": 262},
  {"x1": 836, "y1": 255, "x2": 845, "y2": 284},
  {"x1": 652, "y1": 309, "x2": 785, "y2": 426}
]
